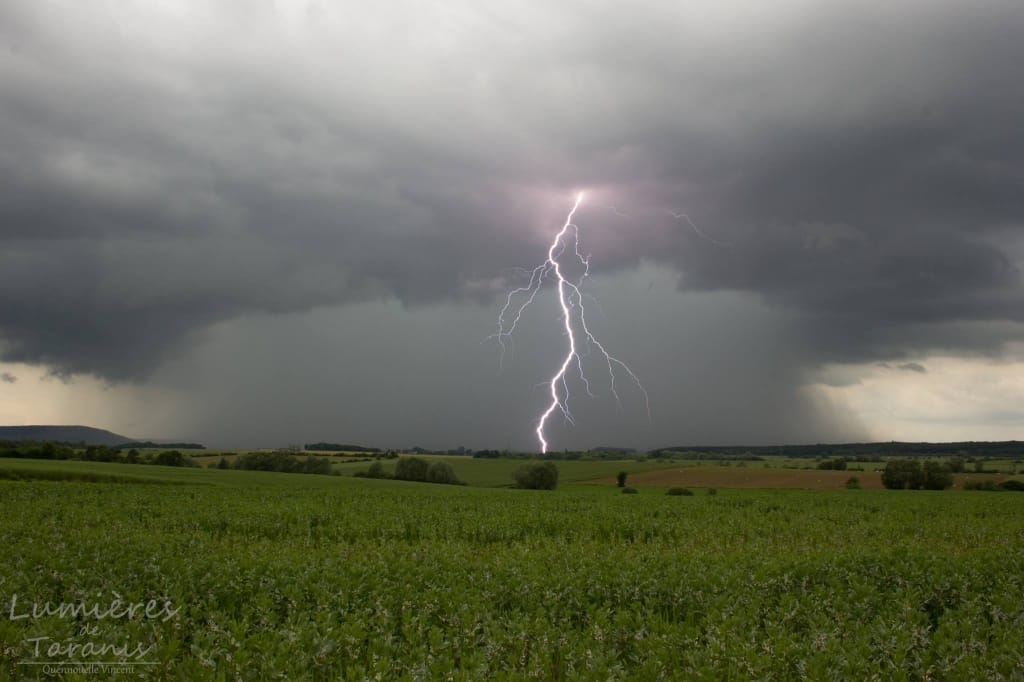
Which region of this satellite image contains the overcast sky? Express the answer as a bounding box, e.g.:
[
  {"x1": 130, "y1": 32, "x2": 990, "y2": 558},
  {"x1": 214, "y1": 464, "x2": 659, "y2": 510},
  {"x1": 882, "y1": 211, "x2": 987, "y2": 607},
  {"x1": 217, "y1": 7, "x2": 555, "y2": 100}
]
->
[{"x1": 2, "y1": 0, "x2": 1023, "y2": 450}]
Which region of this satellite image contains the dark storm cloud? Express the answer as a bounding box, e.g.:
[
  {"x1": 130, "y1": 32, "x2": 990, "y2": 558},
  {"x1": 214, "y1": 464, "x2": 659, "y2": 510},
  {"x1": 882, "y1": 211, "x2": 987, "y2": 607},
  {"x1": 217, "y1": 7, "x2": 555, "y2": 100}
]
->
[
  {"x1": 897, "y1": 363, "x2": 927, "y2": 374},
  {"x1": 1, "y1": 0, "x2": 1023, "y2": 380}
]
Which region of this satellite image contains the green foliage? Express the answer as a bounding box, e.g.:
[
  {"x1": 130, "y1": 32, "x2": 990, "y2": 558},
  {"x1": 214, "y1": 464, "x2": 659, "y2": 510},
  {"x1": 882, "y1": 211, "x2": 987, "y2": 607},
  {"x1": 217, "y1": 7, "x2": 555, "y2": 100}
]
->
[
  {"x1": 394, "y1": 457, "x2": 430, "y2": 482},
  {"x1": 845, "y1": 476, "x2": 862, "y2": 490},
  {"x1": 2, "y1": 472, "x2": 1024, "y2": 679},
  {"x1": 232, "y1": 451, "x2": 332, "y2": 475},
  {"x1": 154, "y1": 450, "x2": 189, "y2": 467},
  {"x1": 882, "y1": 460, "x2": 953, "y2": 490},
  {"x1": 2, "y1": 465, "x2": 1024, "y2": 679},
  {"x1": 882, "y1": 459, "x2": 925, "y2": 489},
  {"x1": 512, "y1": 461, "x2": 558, "y2": 490},
  {"x1": 621, "y1": 486, "x2": 639, "y2": 494},
  {"x1": 922, "y1": 461, "x2": 953, "y2": 490},
  {"x1": 817, "y1": 458, "x2": 848, "y2": 470},
  {"x1": 1001, "y1": 479, "x2": 1024, "y2": 492},
  {"x1": 666, "y1": 487, "x2": 693, "y2": 496},
  {"x1": 616, "y1": 471, "x2": 628, "y2": 487},
  {"x1": 426, "y1": 461, "x2": 460, "y2": 485}
]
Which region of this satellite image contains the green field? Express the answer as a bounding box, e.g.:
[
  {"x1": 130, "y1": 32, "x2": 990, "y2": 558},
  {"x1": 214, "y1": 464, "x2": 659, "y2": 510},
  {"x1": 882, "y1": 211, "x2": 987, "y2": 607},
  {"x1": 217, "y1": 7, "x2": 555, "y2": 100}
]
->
[{"x1": 1, "y1": 458, "x2": 1023, "y2": 679}]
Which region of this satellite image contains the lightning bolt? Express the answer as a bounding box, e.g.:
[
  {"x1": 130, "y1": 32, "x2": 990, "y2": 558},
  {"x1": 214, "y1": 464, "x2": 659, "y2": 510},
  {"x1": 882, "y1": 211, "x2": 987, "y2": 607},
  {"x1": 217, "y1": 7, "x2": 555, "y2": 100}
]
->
[
  {"x1": 667, "y1": 210, "x2": 732, "y2": 247},
  {"x1": 493, "y1": 192, "x2": 649, "y2": 454}
]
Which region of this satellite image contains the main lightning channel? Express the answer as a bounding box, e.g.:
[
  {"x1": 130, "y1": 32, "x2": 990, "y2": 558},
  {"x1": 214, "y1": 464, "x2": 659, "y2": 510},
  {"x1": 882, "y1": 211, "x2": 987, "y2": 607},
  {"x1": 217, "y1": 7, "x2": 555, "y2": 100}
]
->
[{"x1": 493, "y1": 192, "x2": 649, "y2": 454}]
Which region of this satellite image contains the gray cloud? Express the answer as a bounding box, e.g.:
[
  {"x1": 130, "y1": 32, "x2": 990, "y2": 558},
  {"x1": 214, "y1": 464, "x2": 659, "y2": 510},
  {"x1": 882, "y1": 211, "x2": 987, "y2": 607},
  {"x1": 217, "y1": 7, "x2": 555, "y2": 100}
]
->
[
  {"x1": 897, "y1": 362, "x2": 928, "y2": 374},
  {"x1": 1, "y1": 1, "x2": 1023, "y2": 444}
]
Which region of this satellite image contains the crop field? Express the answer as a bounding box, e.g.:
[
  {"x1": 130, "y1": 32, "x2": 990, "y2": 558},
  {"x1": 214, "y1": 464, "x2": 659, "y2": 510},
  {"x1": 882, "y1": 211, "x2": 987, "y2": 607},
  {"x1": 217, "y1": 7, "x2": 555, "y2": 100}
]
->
[
  {"x1": 589, "y1": 465, "x2": 887, "y2": 490},
  {"x1": 1, "y1": 459, "x2": 1023, "y2": 680}
]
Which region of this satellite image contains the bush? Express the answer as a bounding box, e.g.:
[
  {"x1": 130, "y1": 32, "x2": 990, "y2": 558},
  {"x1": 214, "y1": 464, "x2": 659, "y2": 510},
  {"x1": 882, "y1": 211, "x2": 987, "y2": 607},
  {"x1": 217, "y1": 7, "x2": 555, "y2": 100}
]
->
[
  {"x1": 155, "y1": 450, "x2": 187, "y2": 467},
  {"x1": 232, "y1": 451, "x2": 331, "y2": 475},
  {"x1": 707, "y1": 488, "x2": 717, "y2": 496},
  {"x1": 297, "y1": 457, "x2": 332, "y2": 475},
  {"x1": 513, "y1": 462, "x2": 558, "y2": 490},
  {"x1": 922, "y1": 461, "x2": 953, "y2": 490},
  {"x1": 882, "y1": 459, "x2": 924, "y2": 490},
  {"x1": 394, "y1": 457, "x2": 430, "y2": 482},
  {"x1": 621, "y1": 486, "x2": 638, "y2": 494},
  {"x1": 616, "y1": 471, "x2": 628, "y2": 488},
  {"x1": 1000, "y1": 479, "x2": 1024, "y2": 492},
  {"x1": 845, "y1": 476, "x2": 861, "y2": 490},
  {"x1": 426, "y1": 461, "x2": 460, "y2": 485},
  {"x1": 666, "y1": 487, "x2": 693, "y2": 496}
]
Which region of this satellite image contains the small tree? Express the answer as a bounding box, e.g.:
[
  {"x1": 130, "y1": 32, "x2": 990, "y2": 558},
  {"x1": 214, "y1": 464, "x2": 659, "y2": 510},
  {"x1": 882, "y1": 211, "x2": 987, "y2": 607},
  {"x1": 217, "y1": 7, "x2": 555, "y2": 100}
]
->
[
  {"x1": 394, "y1": 457, "x2": 430, "y2": 482},
  {"x1": 922, "y1": 461, "x2": 953, "y2": 490},
  {"x1": 155, "y1": 450, "x2": 186, "y2": 467},
  {"x1": 426, "y1": 461, "x2": 459, "y2": 485},
  {"x1": 881, "y1": 459, "x2": 924, "y2": 490},
  {"x1": 616, "y1": 471, "x2": 628, "y2": 488},
  {"x1": 216, "y1": 456, "x2": 230, "y2": 470},
  {"x1": 513, "y1": 462, "x2": 558, "y2": 490}
]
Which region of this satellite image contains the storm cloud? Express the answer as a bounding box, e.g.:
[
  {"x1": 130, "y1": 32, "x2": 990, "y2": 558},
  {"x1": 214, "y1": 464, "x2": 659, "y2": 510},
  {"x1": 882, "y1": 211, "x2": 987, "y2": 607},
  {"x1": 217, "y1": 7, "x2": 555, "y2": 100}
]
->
[{"x1": 1, "y1": 1, "x2": 1023, "y2": 446}]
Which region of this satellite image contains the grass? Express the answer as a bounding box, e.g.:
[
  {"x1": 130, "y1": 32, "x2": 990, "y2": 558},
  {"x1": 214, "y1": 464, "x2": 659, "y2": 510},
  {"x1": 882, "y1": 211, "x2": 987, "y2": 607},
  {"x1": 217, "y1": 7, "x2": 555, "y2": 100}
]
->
[{"x1": 1, "y1": 458, "x2": 1023, "y2": 679}]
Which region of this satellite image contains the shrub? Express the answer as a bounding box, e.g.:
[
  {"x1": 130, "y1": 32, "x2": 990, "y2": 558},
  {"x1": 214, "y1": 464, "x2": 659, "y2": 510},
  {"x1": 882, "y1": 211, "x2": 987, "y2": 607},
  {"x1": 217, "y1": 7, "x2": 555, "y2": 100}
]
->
[
  {"x1": 155, "y1": 450, "x2": 187, "y2": 467},
  {"x1": 1000, "y1": 479, "x2": 1024, "y2": 492},
  {"x1": 394, "y1": 457, "x2": 430, "y2": 482},
  {"x1": 882, "y1": 459, "x2": 925, "y2": 490},
  {"x1": 513, "y1": 462, "x2": 559, "y2": 490},
  {"x1": 232, "y1": 451, "x2": 330, "y2": 475},
  {"x1": 922, "y1": 461, "x2": 953, "y2": 490},
  {"x1": 621, "y1": 487, "x2": 638, "y2": 494},
  {"x1": 707, "y1": 488, "x2": 717, "y2": 496},
  {"x1": 845, "y1": 476, "x2": 861, "y2": 490},
  {"x1": 426, "y1": 461, "x2": 459, "y2": 485},
  {"x1": 616, "y1": 471, "x2": 628, "y2": 488},
  {"x1": 666, "y1": 487, "x2": 693, "y2": 496},
  {"x1": 297, "y1": 456, "x2": 332, "y2": 475}
]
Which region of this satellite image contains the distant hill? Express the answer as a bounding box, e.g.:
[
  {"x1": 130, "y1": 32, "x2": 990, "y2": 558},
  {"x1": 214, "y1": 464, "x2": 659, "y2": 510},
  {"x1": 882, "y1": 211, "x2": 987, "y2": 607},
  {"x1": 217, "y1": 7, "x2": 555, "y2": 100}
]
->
[
  {"x1": 304, "y1": 442, "x2": 380, "y2": 453},
  {"x1": 114, "y1": 441, "x2": 206, "y2": 450},
  {"x1": 652, "y1": 441, "x2": 1024, "y2": 459},
  {"x1": 0, "y1": 425, "x2": 134, "y2": 446}
]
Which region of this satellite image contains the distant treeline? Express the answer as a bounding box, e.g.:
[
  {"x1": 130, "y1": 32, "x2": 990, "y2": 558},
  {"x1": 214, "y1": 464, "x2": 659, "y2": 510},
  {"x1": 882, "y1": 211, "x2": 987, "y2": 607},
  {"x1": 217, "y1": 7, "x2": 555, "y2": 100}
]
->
[
  {"x1": 115, "y1": 441, "x2": 205, "y2": 450},
  {"x1": 0, "y1": 441, "x2": 196, "y2": 467},
  {"x1": 652, "y1": 441, "x2": 1024, "y2": 459},
  {"x1": 228, "y1": 451, "x2": 334, "y2": 475},
  {"x1": 472, "y1": 449, "x2": 644, "y2": 461},
  {"x1": 304, "y1": 442, "x2": 380, "y2": 453}
]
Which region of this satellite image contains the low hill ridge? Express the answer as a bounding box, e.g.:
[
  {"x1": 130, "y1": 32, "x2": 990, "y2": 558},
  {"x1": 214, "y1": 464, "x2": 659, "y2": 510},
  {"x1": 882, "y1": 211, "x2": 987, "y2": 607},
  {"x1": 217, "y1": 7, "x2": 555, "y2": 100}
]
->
[{"x1": 0, "y1": 425, "x2": 134, "y2": 446}]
